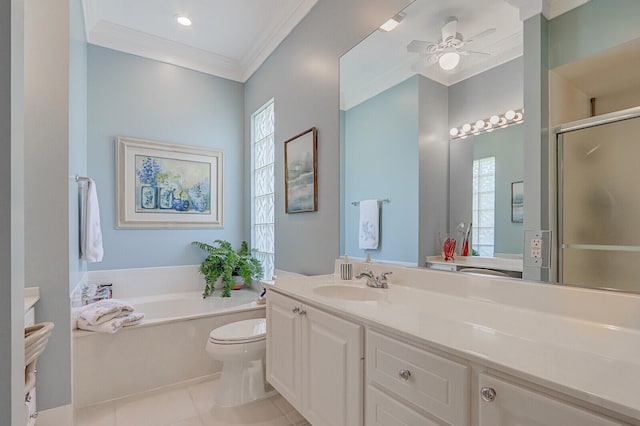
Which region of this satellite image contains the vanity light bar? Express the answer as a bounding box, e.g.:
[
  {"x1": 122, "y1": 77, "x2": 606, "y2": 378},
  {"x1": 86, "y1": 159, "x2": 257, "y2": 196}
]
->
[{"x1": 450, "y1": 108, "x2": 524, "y2": 140}]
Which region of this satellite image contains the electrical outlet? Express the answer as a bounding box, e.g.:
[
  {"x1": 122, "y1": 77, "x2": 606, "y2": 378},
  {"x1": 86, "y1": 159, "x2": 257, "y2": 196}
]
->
[{"x1": 524, "y1": 230, "x2": 552, "y2": 269}]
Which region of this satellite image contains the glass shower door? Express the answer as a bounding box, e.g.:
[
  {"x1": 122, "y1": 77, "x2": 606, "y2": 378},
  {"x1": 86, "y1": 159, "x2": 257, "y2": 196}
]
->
[{"x1": 559, "y1": 113, "x2": 640, "y2": 292}]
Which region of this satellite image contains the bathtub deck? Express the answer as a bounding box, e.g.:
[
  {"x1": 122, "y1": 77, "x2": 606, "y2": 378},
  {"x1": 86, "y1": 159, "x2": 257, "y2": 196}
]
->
[{"x1": 75, "y1": 376, "x2": 310, "y2": 426}]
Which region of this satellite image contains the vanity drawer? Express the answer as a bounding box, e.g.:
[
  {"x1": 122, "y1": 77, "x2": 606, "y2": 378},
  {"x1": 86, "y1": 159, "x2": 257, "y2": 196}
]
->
[
  {"x1": 366, "y1": 330, "x2": 469, "y2": 426},
  {"x1": 366, "y1": 385, "x2": 441, "y2": 426}
]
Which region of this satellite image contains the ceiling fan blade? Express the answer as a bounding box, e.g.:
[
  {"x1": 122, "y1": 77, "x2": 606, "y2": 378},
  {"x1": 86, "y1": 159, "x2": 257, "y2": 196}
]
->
[
  {"x1": 407, "y1": 40, "x2": 437, "y2": 53},
  {"x1": 459, "y1": 50, "x2": 491, "y2": 56},
  {"x1": 441, "y1": 17, "x2": 458, "y2": 42},
  {"x1": 465, "y1": 28, "x2": 496, "y2": 44}
]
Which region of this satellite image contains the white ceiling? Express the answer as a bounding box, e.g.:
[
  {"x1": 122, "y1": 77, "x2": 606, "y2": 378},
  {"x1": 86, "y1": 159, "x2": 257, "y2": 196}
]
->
[
  {"x1": 340, "y1": 0, "x2": 590, "y2": 110},
  {"x1": 82, "y1": 0, "x2": 318, "y2": 82}
]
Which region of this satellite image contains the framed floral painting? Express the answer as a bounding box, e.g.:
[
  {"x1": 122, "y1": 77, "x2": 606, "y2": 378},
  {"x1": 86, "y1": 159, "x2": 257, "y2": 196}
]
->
[{"x1": 116, "y1": 136, "x2": 223, "y2": 228}]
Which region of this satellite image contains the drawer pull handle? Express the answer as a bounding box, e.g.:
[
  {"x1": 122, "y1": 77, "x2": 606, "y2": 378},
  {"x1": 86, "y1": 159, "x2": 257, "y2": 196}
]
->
[
  {"x1": 398, "y1": 369, "x2": 411, "y2": 381},
  {"x1": 292, "y1": 306, "x2": 300, "y2": 313},
  {"x1": 481, "y1": 386, "x2": 496, "y2": 402}
]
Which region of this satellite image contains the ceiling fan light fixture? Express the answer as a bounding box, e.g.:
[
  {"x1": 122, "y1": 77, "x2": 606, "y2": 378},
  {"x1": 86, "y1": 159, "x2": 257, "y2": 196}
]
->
[
  {"x1": 176, "y1": 15, "x2": 192, "y2": 26},
  {"x1": 379, "y1": 12, "x2": 405, "y2": 32},
  {"x1": 438, "y1": 51, "x2": 460, "y2": 70}
]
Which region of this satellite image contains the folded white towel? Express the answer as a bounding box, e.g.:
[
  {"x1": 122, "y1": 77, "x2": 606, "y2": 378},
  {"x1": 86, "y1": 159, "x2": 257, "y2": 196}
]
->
[
  {"x1": 79, "y1": 299, "x2": 135, "y2": 325},
  {"x1": 81, "y1": 178, "x2": 104, "y2": 263},
  {"x1": 358, "y1": 199, "x2": 379, "y2": 250},
  {"x1": 77, "y1": 312, "x2": 145, "y2": 334}
]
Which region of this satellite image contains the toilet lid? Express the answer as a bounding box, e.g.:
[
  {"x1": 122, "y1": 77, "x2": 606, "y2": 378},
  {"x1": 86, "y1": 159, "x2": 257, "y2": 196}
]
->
[{"x1": 209, "y1": 318, "x2": 266, "y2": 343}]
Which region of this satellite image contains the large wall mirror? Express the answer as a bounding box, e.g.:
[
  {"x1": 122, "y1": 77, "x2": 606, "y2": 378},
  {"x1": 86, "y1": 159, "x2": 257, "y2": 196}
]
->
[
  {"x1": 340, "y1": 0, "x2": 524, "y2": 272},
  {"x1": 340, "y1": 0, "x2": 640, "y2": 292}
]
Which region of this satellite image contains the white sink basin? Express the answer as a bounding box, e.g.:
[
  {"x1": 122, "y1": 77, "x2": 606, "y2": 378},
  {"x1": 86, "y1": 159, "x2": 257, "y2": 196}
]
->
[{"x1": 313, "y1": 285, "x2": 383, "y2": 301}]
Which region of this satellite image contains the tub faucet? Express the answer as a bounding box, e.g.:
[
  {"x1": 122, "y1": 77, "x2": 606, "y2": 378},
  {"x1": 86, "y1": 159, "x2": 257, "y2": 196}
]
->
[{"x1": 356, "y1": 268, "x2": 391, "y2": 288}]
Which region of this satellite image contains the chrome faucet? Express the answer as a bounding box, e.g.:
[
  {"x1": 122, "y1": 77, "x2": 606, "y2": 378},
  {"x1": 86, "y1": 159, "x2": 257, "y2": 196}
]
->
[{"x1": 355, "y1": 268, "x2": 392, "y2": 288}]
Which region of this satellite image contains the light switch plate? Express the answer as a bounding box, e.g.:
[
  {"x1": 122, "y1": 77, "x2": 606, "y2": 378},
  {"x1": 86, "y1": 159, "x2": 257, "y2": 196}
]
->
[{"x1": 524, "y1": 230, "x2": 551, "y2": 268}]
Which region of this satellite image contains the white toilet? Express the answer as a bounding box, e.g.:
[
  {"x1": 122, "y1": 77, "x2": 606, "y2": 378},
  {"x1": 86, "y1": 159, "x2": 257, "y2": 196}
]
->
[{"x1": 205, "y1": 318, "x2": 268, "y2": 407}]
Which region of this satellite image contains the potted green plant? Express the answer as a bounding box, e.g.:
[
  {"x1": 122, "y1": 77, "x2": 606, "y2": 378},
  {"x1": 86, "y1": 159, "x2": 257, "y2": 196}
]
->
[{"x1": 192, "y1": 239, "x2": 263, "y2": 298}]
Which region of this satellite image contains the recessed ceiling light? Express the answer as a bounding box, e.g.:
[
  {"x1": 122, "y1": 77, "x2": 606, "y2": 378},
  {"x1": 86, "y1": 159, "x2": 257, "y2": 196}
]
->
[
  {"x1": 379, "y1": 12, "x2": 405, "y2": 32},
  {"x1": 176, "y1": 15, "x2": 192, "y2": 26}
]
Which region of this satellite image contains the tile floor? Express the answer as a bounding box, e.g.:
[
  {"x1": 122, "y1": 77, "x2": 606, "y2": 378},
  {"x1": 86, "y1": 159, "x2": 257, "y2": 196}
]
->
[{"x1": 74, "y1": 377, "x2": 310, "y2": 426}]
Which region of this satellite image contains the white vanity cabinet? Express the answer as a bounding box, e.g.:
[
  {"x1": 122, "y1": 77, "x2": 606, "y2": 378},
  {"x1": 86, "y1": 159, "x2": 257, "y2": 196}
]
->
[
  {"x1": 366, "y1": 329, "x2": 469, "y2": 426},
  {"x1": 266, "y1": 290, "x2": 364, "y2": 426},
  {"x1": 477, "y1": 374, "x2": 627, "y2": 426}
]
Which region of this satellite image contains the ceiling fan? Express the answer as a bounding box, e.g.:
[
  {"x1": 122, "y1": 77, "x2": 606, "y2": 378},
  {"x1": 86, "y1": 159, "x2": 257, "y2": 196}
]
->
[{"x1": 407, "y1": 16, "x2": 495, "y2": 71}]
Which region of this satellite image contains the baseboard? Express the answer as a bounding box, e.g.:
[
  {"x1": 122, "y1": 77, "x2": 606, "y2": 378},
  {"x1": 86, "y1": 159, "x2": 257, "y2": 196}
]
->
[{"x1": 37, "y1": 404, "x2": 73, "y2": 426}]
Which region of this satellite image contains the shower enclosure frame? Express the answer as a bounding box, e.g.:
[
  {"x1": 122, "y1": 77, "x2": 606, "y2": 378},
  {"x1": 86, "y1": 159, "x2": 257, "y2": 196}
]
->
[{"x1": 554, "y1": 105, "x2": 640, "y2": 292}]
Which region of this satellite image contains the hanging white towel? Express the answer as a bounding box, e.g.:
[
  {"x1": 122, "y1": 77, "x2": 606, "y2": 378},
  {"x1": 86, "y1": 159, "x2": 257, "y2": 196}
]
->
[
  {"x1": 358, "y1": 199, "x2": 379, "y2": 250},
  {"x1": 81, "y1": 178, "x2": 104, "y2": 263}
]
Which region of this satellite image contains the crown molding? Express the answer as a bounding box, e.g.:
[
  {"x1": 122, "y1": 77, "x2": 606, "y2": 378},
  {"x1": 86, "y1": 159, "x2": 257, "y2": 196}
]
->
[
  {"x1": 543, "y1": 0, "x2": 590, "y2": 19},
  {"x1": 241, "y1": 0, "x2": 318, "y2": 82},
  {"x1": 87, "y1": 21, "x2": 244, "y2": 82},
  {"x1": 82, "y1": 0, "x2": 317, "y2": 82},
  {"x1": 506, "y1": 0, "x2": 590, "y2": 21}
]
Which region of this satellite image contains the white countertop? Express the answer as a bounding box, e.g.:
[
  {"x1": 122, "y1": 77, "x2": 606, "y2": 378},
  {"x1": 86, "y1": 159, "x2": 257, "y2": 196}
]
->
[
  {"x1": 24, "y1": 287, "x2": 40, "y2": 313},
  {"x1": 426, "y1": 255, "x2": 523, "y2": 272},
  {"x1": 263, "y1": 264, "x2": 640, "y2": 421}
]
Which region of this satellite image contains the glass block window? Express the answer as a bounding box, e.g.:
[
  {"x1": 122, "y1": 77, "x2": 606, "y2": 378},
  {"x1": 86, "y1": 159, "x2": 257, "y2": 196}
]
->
[
  {"x1": 472, "y1": 157, "x2": 495, "y2": 257},
  {"x1": 252, "y1": 100, "x2": 275, "y2": 280}
]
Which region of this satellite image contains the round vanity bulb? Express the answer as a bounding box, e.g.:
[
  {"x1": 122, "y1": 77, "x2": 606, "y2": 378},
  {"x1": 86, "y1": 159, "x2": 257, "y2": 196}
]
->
[
  {"x1": 439, "y1": 52, "x2": 460, "y2": 71},
  {"x1": 176, "y1": 15, "x2": 192, "y2": 26},
  {"x1": 475, "y1": 119, "x2": 486, "y2": 129},
  {"x1": 514, "y1": 112, "x2": 523, "y2": 121},
  {"x1": 462, "y1": 123, "x2": 472, "y2": 132},
  {"x1": 450, "y1": 127, "x2": 459, "y2": 137},
  {"x1": 490, "y1": 115, "x2": 500, "y2": 125},
  {"x1": 505, "y1": 110, "x2": 516, "y2": 120}
]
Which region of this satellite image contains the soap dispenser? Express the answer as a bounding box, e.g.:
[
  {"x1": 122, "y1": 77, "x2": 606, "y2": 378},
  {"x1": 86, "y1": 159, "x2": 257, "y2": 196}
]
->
[{"x1": 340, "y1": 254, "x2": 353, "y2": 280}]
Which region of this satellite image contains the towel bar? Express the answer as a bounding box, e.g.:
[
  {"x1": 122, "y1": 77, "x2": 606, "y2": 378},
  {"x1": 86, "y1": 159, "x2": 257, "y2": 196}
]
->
[{"x1": 351, "y1": 198, "x2": 390, "y2": 206}]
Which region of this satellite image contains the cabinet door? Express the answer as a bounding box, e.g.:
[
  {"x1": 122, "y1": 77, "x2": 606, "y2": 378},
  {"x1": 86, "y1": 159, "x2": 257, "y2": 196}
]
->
[
  {"x1": 478, "y1": 374, "x2": 625, "y2": 426},
  {"x1": 266, "y1": 291, "x2": 302, "y2": 409},
  {"x1": 302, "y1": 304, "x2": 363, "y2": 426}
]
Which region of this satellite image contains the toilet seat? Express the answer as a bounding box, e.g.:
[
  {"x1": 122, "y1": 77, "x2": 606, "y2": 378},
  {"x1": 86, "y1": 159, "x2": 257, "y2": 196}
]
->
[{"x1": 208, "y1": 318, "x2": 266, "y2": 344}]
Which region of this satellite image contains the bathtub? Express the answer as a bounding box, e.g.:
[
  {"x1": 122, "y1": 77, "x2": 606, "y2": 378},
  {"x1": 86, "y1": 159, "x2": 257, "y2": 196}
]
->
[{"x1": 73, "y1": 287, "x2": 265, "y2": 408}]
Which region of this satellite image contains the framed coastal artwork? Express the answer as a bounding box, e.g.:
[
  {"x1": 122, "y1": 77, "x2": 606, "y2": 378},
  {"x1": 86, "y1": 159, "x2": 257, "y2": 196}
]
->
[
  {"x1": 284, "y1": 127, "x2": 318, "y2": 213},
  {"x1": 116, "y1": 136, "x2": 223, "y2": 228},
  {"x1": 511, "y1": 181, "x2": 524, "y2": 223}
]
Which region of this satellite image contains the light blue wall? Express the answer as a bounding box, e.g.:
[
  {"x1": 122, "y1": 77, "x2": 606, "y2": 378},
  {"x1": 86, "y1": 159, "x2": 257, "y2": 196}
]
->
[
  {"x1": 24, "y1": 0, "x2": 75, "y2": 410},
  {"x1": 343, "y1": 76, "x2": 419, "y2": 263},
  {"x1": 473, "y1": 124, "x2": 524, "y2": 254},
  {"x1": 87, "y1": 46, "x2": 245, "y2": 270},
  {"x1": 448, "y1": 57, "x2": 523, "y2": 130},
  {"x1": 549, "y1": 0, "x2": 640, "y2": 68},
  {"x1": 448, "y1": 57, "x2": 524, "y2": 256},
  {"x1": 244, "y1": 0, "x2": 411, "y2": 275},
  {"x1": 2, "y1": 0, "x2": 26, "y2": 420},
  {"x1": 69, "y1": 0, "x2": 87, "y2": 292},
  {"x1": 418, "y1": 75, "x2": 449, "y2": 262}
]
